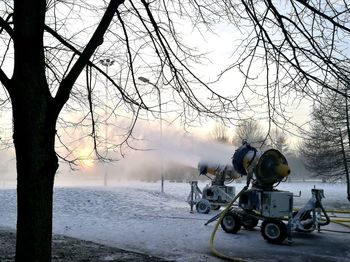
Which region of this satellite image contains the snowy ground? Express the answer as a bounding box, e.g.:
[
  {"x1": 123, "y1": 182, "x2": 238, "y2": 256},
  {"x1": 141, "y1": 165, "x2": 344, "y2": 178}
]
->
[{"x1": 1, "y1": 181, "x2": 350, "y2": 261}]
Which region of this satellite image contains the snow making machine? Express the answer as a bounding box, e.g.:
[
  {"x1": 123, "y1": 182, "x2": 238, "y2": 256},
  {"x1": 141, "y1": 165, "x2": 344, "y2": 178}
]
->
[
  {"x1": 206, "y1": 141, "x2": 330, "y2": 244},
  {"x1": 187, "y1": 162, "x2": 240, "y2": 213}
]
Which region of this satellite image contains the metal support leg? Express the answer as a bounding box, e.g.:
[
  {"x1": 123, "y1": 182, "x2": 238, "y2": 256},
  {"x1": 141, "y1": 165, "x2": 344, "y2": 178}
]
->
[{"x1": 188, "y1": 181, "x2": 202, "y2": 213}]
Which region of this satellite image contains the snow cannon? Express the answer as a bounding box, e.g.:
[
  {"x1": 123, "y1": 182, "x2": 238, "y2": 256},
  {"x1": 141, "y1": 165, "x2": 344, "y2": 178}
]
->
[
  {"x1": 198, "y1": 162, "x2": 240, "y2": 185},
  {"x1": 254, "y1": 149, "x2": 290, "y2": 189},
  {"x1": 232, "y1": 143, "x2": 290, "y2": 189},
  {"x1": 232, "y1": 142, "x2": 261, "y2": 177},
  {"x1": 187, "y1": 162, "x2": 239, "y2": 213}
]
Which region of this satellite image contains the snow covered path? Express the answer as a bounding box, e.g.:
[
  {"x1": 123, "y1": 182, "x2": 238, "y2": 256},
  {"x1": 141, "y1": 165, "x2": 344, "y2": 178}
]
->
[{"x1": 1, "y1": 181, "x2": 350, "y2": 261}]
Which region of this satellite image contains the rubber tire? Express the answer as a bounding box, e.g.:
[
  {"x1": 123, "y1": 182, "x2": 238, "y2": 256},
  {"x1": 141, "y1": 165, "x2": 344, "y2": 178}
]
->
[
  {"x1": 261, "y1": 219, "x2": 288, "y2": 244},
  {"x1": 242, "y1": 216, "x2": 259, "y2": 229},
  {"x1": 221, "y1": 211, "x2": 242, "y2": 234},
  {"x1": 196, "y1": 199, "x2": 210, "y2": 214}
]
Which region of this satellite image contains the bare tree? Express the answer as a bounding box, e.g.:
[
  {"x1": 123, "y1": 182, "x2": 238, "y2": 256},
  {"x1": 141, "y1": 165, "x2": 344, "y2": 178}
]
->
[
  {"x1": 269, "y1": 128, "x2": 288, "y2": 153},
  {"x1": 232, "y1": 119, "x2": 266, "y2": 148},
  {"x1": 219, "y1": 1, "x2": 350, "y2": 135},
  {"x1": 210, "y1": 122, "x2": 231, "y2": 143}
]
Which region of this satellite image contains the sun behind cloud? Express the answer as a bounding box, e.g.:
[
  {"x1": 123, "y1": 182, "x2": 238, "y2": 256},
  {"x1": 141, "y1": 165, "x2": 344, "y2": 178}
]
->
[{"x1": 75, "y1": 147, "x2": 95, "y2": 169}]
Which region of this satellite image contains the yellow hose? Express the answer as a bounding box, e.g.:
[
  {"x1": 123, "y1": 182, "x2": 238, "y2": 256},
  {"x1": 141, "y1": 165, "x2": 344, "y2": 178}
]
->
[
  {"x1": 294, "y1": 209, "x2": 350, "y2": 214},
  {"x1": 326, "y1": 210, "x2": 350, "y2": 214},
  {"x1": 330, "y1": 219, "x2": 350, "y2": 223},
  {"x1": 332, "y1": 221, "x2": 350, "y2": 229},
  {"x1": 321, "y1": 209, "x2": 350, "y2": 223},
  {"x1": 329, "y1": 217, "x2": 350, "y2": 222},
  {"x1": 209, "y1": 188, "x2": 247, "y2": 262},
  {"x1": 327, "y1": 214, "x2": 350, "y2": 218},
  {"x1": 293, "y1": 208, "x2": 350, "y2": 223}
]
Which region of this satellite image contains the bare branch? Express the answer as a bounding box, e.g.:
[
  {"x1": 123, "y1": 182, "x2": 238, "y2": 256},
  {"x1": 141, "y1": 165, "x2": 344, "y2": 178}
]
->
[{"x1": 54, "y1": 0, "x2": 125, "y2": 113}]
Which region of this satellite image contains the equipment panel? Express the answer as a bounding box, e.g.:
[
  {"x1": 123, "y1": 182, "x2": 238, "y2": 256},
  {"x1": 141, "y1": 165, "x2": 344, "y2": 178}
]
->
[{"x1": 261, "y1": 191, "x2": 293, "y2": 218}]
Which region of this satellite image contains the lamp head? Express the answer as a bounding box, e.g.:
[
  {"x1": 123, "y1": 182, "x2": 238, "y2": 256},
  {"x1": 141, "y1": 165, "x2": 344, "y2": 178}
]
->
[{"x1": 138, "y1": 76, "x2": 150, "y2": 83}]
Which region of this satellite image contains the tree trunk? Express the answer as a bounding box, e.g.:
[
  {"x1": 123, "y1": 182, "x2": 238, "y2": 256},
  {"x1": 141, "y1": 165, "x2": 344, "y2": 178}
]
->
[
  {"x1": 10, "y1": 67, "x2": 59, "y2": 261},
  {"x1": 11, "y1": 1, "x2": 58, "y2": 260},
  {"x1": 15, "y1": 161, "x2": 56, "y2": 261},
  {"x1": 11, "y1": 88, "x2": 59, "y2": 261},
  {"x1": 15, "y1": 138, "x2": 58, "y2": 262}
]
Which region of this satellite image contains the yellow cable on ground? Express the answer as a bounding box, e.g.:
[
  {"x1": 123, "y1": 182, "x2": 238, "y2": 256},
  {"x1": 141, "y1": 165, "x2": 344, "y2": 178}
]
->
[
  {"x1": 326, "y1": 210, "x2": 350, "y2": 214},
  {"x1": 209, "y1": 187, "x2": 247, "y2": 262},
  {"x1": 293, "y1": 209, "x2": 350, "y2": 223},
  {"x1": 333, "y1": 221, "x2": 350, "y2": 229},
  {"x1": 330, "y1": 218, "x2": 350, "y2": 223},
  {"x1": 331, "y1": 220, "x2": 350, "y2": 228},
  {"x1": 327, "y1": 214, "x2": 350, "y2": 219},
  {"x1": 294, "y1": 209, "x2": 350, "y2": 214}
]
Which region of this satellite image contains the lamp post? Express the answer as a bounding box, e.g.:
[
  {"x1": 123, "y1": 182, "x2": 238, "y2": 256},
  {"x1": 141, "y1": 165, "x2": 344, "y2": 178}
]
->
[
  {"x1": 138, "y1": 76, "x2": 164, "y2": 193},
  {"x1": 100, "y1": 58, "x2": 114, "y2": 186}
]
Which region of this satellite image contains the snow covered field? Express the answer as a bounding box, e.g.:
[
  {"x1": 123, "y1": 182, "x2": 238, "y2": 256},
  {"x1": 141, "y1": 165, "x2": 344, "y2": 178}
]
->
[{"x1": 1, "y1": 181, "x2": 350, "y2": 261}]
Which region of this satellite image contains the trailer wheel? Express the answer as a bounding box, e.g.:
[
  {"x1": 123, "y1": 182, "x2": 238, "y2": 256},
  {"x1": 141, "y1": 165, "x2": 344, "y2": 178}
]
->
[
  {"x1": 242, "y1": 216, "x2": 259, "y2": 229},
  {"x1": 221, "y1": 211, "x2": 242, "y2": 234},
  {"x1": 196, "y1": 199, "x2": 210, "y2": 214},
  {"x1": 261, "y1": 219, "x2": 287, "y2": 244}
]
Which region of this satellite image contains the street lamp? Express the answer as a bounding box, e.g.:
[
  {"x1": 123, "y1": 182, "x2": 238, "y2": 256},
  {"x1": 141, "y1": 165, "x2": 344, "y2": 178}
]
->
[
  {"x1": 138, "y1": 76, "x2": 164, "y2": 193},
  {"x1": 138, "y1": 76, "x2": 150, "y2": 83},
  {"x1": 100, "y1": 58, "x2": 115, "y2": 186}
]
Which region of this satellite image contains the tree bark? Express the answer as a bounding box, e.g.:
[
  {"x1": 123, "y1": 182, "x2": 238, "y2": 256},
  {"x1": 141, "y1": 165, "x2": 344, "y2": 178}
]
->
[
  {"x1": 10, "y1": 1, "x2": 59, "y2": 260},
  {"x1": 15, "y1": 149, "x2": 57, "y2": 262},
  {"x1": 10, "y1": 80, "x2": 59, "y2": 261}
]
